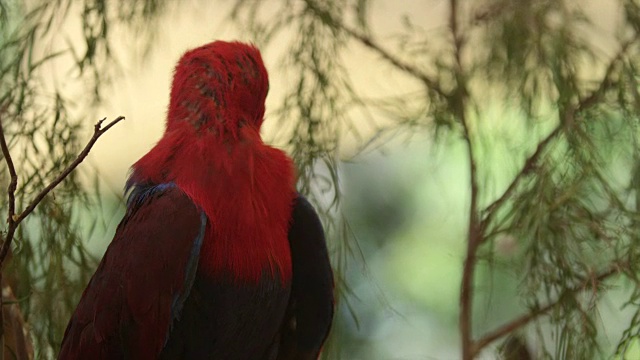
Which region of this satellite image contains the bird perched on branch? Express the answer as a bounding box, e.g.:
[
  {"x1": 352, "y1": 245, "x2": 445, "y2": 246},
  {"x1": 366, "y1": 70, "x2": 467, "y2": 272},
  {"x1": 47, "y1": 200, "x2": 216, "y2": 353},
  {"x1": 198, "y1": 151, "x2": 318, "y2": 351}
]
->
[{"x1": 59, "y1": 41, "x2": 334, "y2": 360}]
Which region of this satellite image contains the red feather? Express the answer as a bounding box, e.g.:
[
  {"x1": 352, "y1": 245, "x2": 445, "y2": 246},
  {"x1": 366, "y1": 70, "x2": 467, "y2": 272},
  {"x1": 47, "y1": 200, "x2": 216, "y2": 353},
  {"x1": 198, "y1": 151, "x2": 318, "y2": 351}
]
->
[{"x1": 130, "y1": 42, "x2": 294, "y2": 282}]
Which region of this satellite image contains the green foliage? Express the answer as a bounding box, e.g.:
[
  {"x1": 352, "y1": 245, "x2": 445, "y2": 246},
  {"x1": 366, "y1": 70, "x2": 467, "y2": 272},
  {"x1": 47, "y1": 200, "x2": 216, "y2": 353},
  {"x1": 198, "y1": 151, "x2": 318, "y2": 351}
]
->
[
  {"x1": 230, "y1": 1, "x2": 372, "y2": 357},
  {"x1": 2, "y1": 0, "x2": 640, "y2": 358},
  {"x1": 232, "y1": 0, "x2": 640, "y2": 358},
  {"x1": 0, "y1": 0, "x2": 172, "y2": 356}
]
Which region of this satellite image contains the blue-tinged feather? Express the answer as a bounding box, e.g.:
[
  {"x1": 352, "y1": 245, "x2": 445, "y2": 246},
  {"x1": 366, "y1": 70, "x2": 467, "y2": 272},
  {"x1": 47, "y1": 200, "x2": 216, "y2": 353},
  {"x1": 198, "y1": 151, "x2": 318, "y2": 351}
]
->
[
  {"x1": 167, "y1": 211, "x2": 207, "y2": 341},
  {"x1": 126, "y1": 182, "x2": 176, "y2": 207}
]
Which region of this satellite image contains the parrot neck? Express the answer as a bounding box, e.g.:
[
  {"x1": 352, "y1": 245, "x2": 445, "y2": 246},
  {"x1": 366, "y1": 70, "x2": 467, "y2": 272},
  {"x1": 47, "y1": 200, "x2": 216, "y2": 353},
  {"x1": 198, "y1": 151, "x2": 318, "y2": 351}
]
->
[{"x1": 131, "y1": 126, "x2": 295, "y2": 283}]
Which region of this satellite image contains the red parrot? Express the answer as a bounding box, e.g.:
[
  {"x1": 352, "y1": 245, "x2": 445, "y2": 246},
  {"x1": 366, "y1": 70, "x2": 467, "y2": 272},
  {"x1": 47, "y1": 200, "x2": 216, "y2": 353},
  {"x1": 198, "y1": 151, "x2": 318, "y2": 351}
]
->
[{"x1": 59, "y1": 41, "x2": 334, "y2": 360}]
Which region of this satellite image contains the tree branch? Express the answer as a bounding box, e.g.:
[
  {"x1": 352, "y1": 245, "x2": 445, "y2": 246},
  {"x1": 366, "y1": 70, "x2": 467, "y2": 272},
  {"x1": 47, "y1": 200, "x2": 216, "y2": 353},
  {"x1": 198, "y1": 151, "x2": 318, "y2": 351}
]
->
[
  {"x1": 0, "y1": 116, "x2": 125, "y2": 269},
  {"x1": 473, "y1": 265, "x2": 621, "y2": 354},
  {"x1": 302, "y1": 0, "x2": 448, "y2": 99},
  {"x1": 446, "y1": 1, "x2": 480, "y2": 359},
  {"x1": 0, "y1": 104, "x2": 12, "y2": 360},
  {"x1": 480, "y1": 33, "x2": 640, "y2": 231},
  {"x1": 481, "y1": 125, "x2": 561, "y2": 224},
  {"x1": 0, "y1": 105, "x2": 17, "y2": 228}
]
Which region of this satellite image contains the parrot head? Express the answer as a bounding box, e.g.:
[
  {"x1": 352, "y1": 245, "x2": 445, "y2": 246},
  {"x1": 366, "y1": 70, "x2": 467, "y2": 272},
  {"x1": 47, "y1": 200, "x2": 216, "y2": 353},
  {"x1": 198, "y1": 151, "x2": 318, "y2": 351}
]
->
[
  {"x1": 130, "y1": 41, "x2": 275, "y2": 192},
  {"x1": 166, "y1": 41, "x2": 269, "y2": 138}
]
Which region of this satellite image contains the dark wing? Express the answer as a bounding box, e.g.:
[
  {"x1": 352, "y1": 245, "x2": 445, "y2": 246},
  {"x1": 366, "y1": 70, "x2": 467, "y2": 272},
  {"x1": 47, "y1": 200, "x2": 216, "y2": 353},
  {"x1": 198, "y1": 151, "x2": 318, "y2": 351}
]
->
[
  {"x1": 278, "y1": 194, "x2": 334, "y2": 360},
  {"x1": 159, "y1": 268, "x2": 291, "y2": 360},
  {"x1": 59, "y1": 184, "x2": 205, "y2": 360}
]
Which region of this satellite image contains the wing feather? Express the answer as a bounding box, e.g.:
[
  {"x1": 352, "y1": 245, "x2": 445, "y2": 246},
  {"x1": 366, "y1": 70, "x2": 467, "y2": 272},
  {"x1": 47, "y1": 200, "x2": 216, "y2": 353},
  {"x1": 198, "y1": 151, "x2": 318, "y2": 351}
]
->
[
  {"x1": 278, "y1": 194, "x2": 334, "y2": 360},
  {"x1": 59, "y1": 184, "x2": 205, "y2": 359}
]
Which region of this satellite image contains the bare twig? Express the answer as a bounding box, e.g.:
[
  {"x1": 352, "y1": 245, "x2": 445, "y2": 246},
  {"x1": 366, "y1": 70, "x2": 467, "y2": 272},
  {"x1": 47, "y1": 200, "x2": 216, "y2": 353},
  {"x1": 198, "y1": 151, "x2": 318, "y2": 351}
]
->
[
  {"x1": 13, "y1": 117, "x2": 124, "y2": 225},
  {"x1": 473, "y1": 265, "x2": 620, "y2": 354},
  {"x1": 0, "y1": 116, "x2": 125, "y2": 269},
  {"x1": 480, "y1": 33, "x2": 640, "y2": 231},
  {"x1": 302, "y1": 0, "x2": 448, "y2": 99}
]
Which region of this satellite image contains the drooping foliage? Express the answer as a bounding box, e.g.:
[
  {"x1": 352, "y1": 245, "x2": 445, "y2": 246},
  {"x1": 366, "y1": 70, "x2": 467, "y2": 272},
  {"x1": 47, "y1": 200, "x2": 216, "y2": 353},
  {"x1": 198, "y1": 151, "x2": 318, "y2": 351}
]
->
[
  {"x1": 3, "y1": 0, "x2": 640, "y2": 358},
  {"x1": 230, "y1": 0, "x2": 640, "y2": 358},
  {"x1": 0, "y1": 0, "x2": 175, "y2": 356}
]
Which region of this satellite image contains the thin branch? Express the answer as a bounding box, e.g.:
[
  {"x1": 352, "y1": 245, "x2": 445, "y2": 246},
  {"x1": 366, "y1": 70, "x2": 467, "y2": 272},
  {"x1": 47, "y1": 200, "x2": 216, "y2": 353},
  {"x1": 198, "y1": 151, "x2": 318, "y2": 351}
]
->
[
  {"x1": 473, "y1": 265, "x2": 621, "y2": 354},
  {"x1": 447, "y1": 1, "x2": 480, "y2": 359},
  {"x1": 577, "y1": 35, "x2": 637, "y2": 112},
  {"x1": 481, "y1": 125, "x2": 562, "y2": 224},
  {"x1": 0, "y1": 105, "x2": 12, "y2": 360},
  {"x1": 0, "y1": 116, "x2": 125, "y2": 269},
  {"x1": 0, "y1": 105, "x2": 17, "y2": 227},
  {"x1": 480, "y1": 33, "x2": 640, "y2": 230},
  {"x1": 341, "y1": 27, "x2": 448, "y2": 99},
  {"x1": 302, "y1": 0, "x2": 448, "y2": 99},
  {"x1": 13, "y1": 116, "x2": 124, "y2": 225}
]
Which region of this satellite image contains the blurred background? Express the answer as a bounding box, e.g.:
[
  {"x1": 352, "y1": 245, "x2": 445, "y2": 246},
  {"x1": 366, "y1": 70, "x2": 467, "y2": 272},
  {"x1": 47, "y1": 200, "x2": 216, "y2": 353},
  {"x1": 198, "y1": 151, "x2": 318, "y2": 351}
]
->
[{"x1": 1, "y1": 1, "x2": 640, "y2": 359}]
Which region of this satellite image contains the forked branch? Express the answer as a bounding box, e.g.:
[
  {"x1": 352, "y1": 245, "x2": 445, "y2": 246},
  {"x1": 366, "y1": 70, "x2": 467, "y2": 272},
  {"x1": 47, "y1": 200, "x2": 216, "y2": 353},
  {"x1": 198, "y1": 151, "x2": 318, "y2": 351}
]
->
[
  {"x1": 0, "y1": 115, "x2": 125, "y2": 269},
  {"x1": 481, "y1": 33, "x2": 640, "y2": 231},
  {"x1": 473, "y1": 265, "x2": 620, "y2": 354}
]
